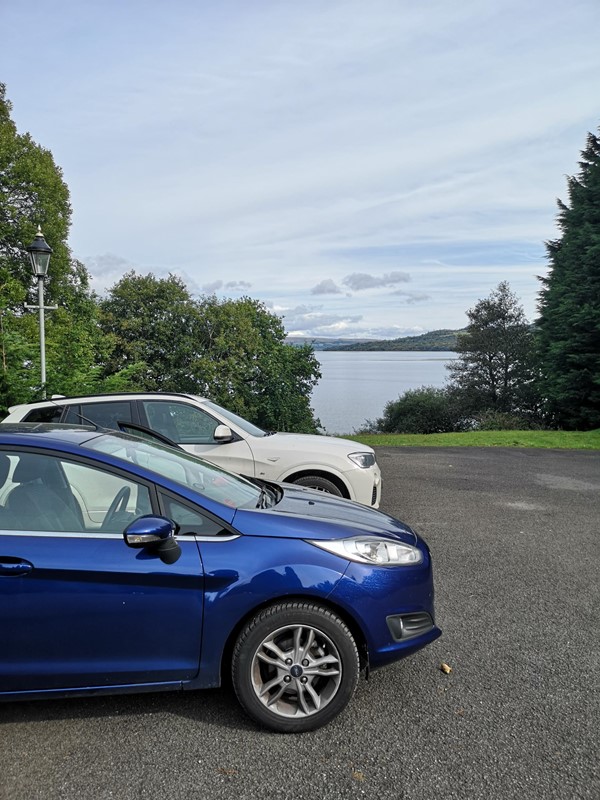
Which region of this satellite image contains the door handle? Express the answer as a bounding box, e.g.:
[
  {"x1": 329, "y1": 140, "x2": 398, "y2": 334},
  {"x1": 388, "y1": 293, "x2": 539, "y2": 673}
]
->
[{"x1": 0, "y1": 558, "x2": 34, "y2": 576}]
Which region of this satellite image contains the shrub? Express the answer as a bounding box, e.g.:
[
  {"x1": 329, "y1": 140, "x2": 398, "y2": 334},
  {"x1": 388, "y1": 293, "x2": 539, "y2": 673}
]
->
[
  {"x1": 374, "y1": 386, "x2": 461, "y2": 434},
  {"x1": 473, "y1": 409, "x2": 545, "y2": 431}
]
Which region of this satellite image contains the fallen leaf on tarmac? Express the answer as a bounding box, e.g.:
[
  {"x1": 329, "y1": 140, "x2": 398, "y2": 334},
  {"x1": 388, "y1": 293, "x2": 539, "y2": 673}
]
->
[
  {"x1": 352, "y1": 770, "x2": 365, "y2": 782},
  {"x1": 440, "y1": 662, "x2": 452, "y2": 674}
]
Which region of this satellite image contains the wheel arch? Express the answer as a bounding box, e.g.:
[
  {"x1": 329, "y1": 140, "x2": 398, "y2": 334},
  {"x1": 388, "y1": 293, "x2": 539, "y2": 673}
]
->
[
  {"x1": 220, "y1": 593, "x2": 369, "y2": 685},
  {"x1": 282, "y1": 469, "x2": 350, "y2": 499}
]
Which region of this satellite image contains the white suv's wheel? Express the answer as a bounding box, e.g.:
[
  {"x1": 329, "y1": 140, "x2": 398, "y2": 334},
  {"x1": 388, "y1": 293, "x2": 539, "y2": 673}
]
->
[{"x1": 293, "y1": 475, "x2": 343, "y2": 496}]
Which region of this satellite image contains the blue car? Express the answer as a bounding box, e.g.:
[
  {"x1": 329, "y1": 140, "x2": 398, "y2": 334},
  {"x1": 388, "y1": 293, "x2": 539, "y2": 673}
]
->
[{"x1": 0, "y1": 424, "x2": 441, "y2": 732}]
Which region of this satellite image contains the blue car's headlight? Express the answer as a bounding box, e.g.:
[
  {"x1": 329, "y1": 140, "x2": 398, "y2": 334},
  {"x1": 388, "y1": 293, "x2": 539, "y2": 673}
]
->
[
  {"x1": 309, "y1": 536, "x2": 422, "y2": 566},
  {"x1": 347, "y1": 452, "x2": 376, "y2": 468}
]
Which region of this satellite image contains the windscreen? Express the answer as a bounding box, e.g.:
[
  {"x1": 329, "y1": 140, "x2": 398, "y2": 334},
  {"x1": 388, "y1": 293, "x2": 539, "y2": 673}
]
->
[
  {"x1": 85, "y1": 432, "x2": 261, "y2": 508},
  {"x1": 199, "y1": 399, "x2": 268, "y2": 437}
]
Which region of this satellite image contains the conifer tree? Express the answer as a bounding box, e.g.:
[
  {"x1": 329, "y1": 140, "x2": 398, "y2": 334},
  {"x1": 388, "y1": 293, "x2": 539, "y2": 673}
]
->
[{"x1": 537, "y1": 130, "x2": 600, "y2": 429}]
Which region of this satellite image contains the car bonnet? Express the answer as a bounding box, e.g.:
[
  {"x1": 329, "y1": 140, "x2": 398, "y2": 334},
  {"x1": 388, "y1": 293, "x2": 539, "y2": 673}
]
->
[{"x1": 232, "y1": 484, "x2": 417, "y2": 544}]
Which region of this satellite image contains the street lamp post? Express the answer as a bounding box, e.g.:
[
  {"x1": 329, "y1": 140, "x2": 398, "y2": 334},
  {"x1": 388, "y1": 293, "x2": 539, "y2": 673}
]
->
[{"x1": 25, "y1": 227, "x2": 57, "y2": 398}]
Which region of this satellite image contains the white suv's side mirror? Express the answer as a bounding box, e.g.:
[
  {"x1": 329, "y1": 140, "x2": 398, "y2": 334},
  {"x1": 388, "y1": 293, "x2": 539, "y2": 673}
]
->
[{"x1": 214, "y1": 424, "x2": 233, "y2": 443}]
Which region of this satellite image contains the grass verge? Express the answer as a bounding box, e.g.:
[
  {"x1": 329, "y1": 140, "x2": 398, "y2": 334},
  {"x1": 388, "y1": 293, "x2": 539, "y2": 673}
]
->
[{"x1": 343, "y1": 429, "x2": 600, "y2": 449}]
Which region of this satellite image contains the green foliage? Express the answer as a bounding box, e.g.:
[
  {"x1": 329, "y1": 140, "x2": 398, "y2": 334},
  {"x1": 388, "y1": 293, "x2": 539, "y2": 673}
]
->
[
  {"x1": 0, "y1": 83, "x2": 72, "y2": 306},
  {"x1": 0, "y1": 85, "x2": 105, "y2": 412},
  {"x1": 99, "y1": 274, "x2": 322, "y2": 433},
  {"x1": 193, "y1": 295, "x2": 321, "y2": 432},
  {"x1": 99, "y1": 271, "x2": 203, "y2": 393},
  {"x1": 367, "y1": 284, "x2": 544, "y2": 435},
  {"x1": 472, "y1": 409, "x2": 543, "y2": 431},
  {"x1": 447, "y1": 282, "x2": 540, "y2": 418},
  {"x1": 372, "y1": 386, "x2": 462, "y2": 434},
  {"x1": 0, "y1": 270, "x2": 112, "y2": 413},
  {"x1": 536, "y1": 129, "x2": 600, "y2": 430},
  {"x1": 0, "y1": 310, "x2": 36, "y2": 410}
]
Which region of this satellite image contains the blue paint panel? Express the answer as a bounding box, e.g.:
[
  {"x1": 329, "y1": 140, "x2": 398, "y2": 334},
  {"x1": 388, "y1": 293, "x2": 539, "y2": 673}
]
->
[{"x1": 0, "y1": 534, "x2": 203, "y2": 691}]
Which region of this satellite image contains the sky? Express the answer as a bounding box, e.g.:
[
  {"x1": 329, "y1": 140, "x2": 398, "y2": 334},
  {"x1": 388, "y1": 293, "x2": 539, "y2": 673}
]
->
[{"x1": 2, "y1": 0, "x2": 599, "y2": 339}]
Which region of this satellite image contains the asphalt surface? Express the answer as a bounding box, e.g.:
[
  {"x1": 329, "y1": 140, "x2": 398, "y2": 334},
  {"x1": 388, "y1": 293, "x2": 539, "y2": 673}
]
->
[{"x1": 1, "y1": 447, "x2": 599, "y2": 800}]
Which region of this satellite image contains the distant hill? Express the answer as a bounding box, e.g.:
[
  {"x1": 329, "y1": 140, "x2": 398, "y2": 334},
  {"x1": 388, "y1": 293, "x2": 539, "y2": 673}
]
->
[
  {"x1": 286, "y1": 337, "x2": 374, "y2": 351},
  {"x1": 323, "y1": 329, "x2": 463, "y2": 351}
]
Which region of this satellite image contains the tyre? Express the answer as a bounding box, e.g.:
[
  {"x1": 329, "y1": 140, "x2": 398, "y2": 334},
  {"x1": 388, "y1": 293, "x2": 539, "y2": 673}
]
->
[
  {"x1": 232, "y1": 601, "x2": 360, "y2": 733},
  {"x1": 293, "y1": 475, "x2": 343, "y2": 496}
]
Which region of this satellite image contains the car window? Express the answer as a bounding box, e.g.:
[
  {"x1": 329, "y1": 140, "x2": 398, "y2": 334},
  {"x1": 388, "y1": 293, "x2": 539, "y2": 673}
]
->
[
  {"x1": 160, "y1": 494, "x2": 227, "y2": 536},
  {"x1": 142, "y1": 401, "x2": 218, "y2": 445},
  {"x1": 87, "y1": 433, "x2": 260, "y2": 508},
  {"x1": 64, "y1": 401, "x2": 134, "y2": 430},
  {"x1": 22, "y1": 406, "x2": 64, "y2": 424},
  {"x1": 202, "y1": 400, "x2": 267, "y2": 437},
  {"x1": 0, "y1": 450, "x2": 152, "y2": 533}
]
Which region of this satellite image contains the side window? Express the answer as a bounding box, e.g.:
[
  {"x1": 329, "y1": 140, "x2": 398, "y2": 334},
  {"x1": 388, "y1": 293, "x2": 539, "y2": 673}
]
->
[
  {"x1": 160, "y1": 494, "x2": 227, "y2": 536},
  {"x1": 62, "y1": 462, "x2": 152, "y2": 532},
  {"x1": 23, "y1": 405, "x2": 64, "y2": 423},
  {"x1": 64, "y1": 401, "x2": 134, "y2": 430},
  {"x1": 0, "y1": 450, "x2": 152, "y2": 534},
  {"x1": 142, "y1": 401, "x2": 218, "y2": 445}
]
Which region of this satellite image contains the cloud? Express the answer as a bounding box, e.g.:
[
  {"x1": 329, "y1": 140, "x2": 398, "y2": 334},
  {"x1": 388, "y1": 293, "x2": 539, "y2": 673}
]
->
[
  {"x1": 310, "y1": 279, "x2": 343, "y2": 295},
  {"x1": 201, "y1": 279, "x2": 252, "y2": 294},
  {"x1": 391, "y1": 290, "x2": 430, "y2": 303},
  {"x1": 82, "y1": 254, "x2": 207, "y2": 298},
  {"x1": 342, "y1": 271, "x2": 411, "y2": 291},
  {"x1": 280, "y1": 304, "x2": 363, "y2": 336},
  {"x1": 82, "y1": 253, "x2": 136, "y2": 295},
  {"x1": 202, "y1": 280, "x2": 223, "y2": 293},
  {"x1": 224, "y1": 280, "x2": 252, "y2": 290}
]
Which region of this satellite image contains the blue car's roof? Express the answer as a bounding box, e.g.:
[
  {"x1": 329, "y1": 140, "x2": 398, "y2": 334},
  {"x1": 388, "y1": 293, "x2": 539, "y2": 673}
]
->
[{"x1": 0, "y1": 423, "x2": 102, "y2": 445}]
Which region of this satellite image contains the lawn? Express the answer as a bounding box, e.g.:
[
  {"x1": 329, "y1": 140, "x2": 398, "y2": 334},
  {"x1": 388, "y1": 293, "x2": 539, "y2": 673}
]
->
[{"x1": 344, "y1": 429, "x2": 600, "y2": 449}]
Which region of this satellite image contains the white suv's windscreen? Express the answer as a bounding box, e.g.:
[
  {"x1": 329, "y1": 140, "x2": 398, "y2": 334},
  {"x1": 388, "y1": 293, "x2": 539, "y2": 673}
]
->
[{"x1": 200, "y1": 399, "x2": 268, "y2": 437}]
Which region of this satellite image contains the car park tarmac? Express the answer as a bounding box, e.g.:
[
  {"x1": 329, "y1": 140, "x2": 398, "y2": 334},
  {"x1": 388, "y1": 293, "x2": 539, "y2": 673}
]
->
[{"x1": 1, "y1": 446, "x2": 599, "y2": 800}]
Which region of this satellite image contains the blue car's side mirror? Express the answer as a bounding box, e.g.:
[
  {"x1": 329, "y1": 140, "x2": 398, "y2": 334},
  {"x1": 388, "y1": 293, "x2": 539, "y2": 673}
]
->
[{"x1": 124, "y1": 515, "x2": 182, "y2": 564}]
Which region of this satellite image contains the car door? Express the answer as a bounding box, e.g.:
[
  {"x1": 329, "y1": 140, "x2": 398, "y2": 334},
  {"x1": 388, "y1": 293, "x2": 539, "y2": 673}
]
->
[
  {"x1": 139, "y1": 399, "x2": 256, "y2": 476},
  {"x1": 0, "y1": 449, "x2": 204, "y2": 693}
]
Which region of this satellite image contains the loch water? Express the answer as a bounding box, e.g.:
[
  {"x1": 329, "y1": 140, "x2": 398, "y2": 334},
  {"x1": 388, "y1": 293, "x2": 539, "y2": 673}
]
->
[{"x1": 311, "y1": 351, "x2": 458, "y2": 434}]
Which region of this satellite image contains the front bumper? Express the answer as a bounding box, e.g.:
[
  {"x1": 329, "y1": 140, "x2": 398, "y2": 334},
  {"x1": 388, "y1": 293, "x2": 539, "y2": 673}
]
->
[
  {"x1": 345, "y1": 462, "x2": 382, "y2": 507},
  {"x1": 328, "y1": 544, "x2": 441, "y2": 669}
]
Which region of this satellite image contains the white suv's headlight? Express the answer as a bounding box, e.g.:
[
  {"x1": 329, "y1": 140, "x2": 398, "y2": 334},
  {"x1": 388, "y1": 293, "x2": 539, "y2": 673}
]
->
[
  {"x1": 309, "y1": 536, "x2": 422, "y2": 566},
  {"x1": 347, "y1": 451, "x2": 376, "y2": 468}
]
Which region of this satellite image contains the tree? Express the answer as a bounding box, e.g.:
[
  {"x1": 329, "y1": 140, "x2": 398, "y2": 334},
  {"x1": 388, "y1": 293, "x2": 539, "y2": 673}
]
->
[
  {"x1": 100, "y1": 273, "x2": 322, "y2": 432},
  {"x1": 536, "y1": 130, "x2": 600, "y2": 430},
  {"x1": 0, "y1": 260, "x2": 117, "y2": 413},
  {"x1": 446, "y1": 281, "x2": 539, "y2": 418},
  {"x1": 0, "y1": 84, "x2": 105, "y2": 410},
  {"x1": 99, "y1": 271, "x2": 204, "y2": 393},
  {"x1": 194, "y1": 295, "x2": 321, "y2": 432},
  {"x1": 0, "y1": 83, "x2": 72, "y2": 306}
]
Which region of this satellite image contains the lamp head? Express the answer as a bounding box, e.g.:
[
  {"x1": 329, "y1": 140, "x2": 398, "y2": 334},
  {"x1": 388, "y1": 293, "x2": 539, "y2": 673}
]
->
[{"x1": 26, "y1": 226, "x2": 53, "y2": 277}]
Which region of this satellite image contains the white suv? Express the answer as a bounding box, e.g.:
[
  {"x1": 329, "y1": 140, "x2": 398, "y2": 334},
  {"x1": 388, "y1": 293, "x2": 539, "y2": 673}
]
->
[{"x1": 3, "y1": 393, "x2": 382, "y2": 507}]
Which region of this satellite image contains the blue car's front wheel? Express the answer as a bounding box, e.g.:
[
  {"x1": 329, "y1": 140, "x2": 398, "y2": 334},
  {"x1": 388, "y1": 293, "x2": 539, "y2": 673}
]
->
[{"x1": 232, "y1": 601, "x2": 360, "y2": 733}]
